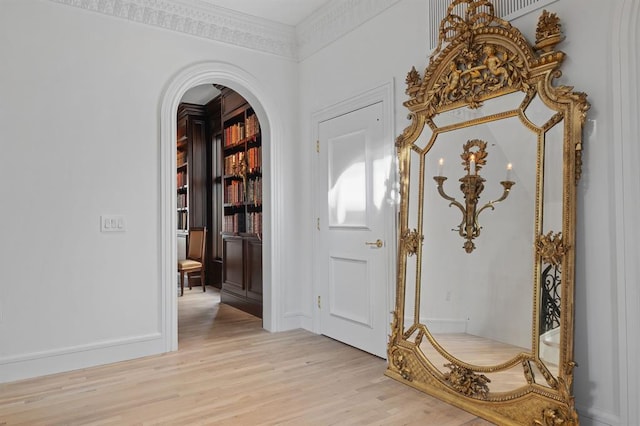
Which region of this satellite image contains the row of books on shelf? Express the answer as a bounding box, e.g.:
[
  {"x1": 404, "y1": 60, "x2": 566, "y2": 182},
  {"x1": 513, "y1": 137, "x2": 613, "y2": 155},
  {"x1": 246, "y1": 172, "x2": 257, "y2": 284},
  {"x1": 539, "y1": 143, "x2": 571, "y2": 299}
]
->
[
  {"x1": 177, "y1": 171, "x2": 187, "y2": 188},
  {"x1": 223, "y1": 212, "x2": 262, "y2": 234},
  {"x1": 246, "y1": 212, "x2": 262, "y2": 234},
  {"x1": 225, "y1": 181, "x2": 244, "y2": 205},
  {"x1": 177, "y1": 193, "x2": 188, "y2": 208},
  {"x1": 246, "y1": 177, "x2": 262, "y2": 205},
  {"x1": 224, "y1": 114, "x2": 260, "y2": 147},
  {"x1": 223, "y1": 148, "x2": 261, "y2": 175},
  {"x1": 224, "y1": 152, "x2": 242, "y2": 176},
  {"x1": 177, "y1": 211, "x2": 188, "y2": 230},
  {"x1": 245, "y1": 114, "x2": 259, "y2": 139},
  {"x1": 246, "y1": 146, "x2": 261, "y2": 173},
  {"x1": 225, "y1": 178, "x2": 262, "y2": 205},
  {"x1": 177, "y1": 150, "x2": 187, "y2": 166},
  {"x1": 223, "y1": 213, "x2": 243, "y2": 233}
]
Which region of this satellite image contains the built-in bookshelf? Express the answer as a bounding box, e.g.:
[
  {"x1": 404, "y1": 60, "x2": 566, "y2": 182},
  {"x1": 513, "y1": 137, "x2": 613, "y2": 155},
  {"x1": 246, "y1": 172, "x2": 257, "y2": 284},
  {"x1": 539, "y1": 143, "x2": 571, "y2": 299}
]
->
[
  {"x1": 219, "y1": 89, "x2": 263, "y2": 318},
  {"x1": 222, "y1": 106, "x2": 262, "y2": 235},
  {"x1": 176, "y1": 102, "x2": 208, "y2": 290},
  {"x1": 176, "y1": 164, "x2": 188, "y2": 231},
  {"x1": 176, "y1": 103, "x2": 207, "y2": 235},
  {"x1": 176, "y1": 128, "x2": 189, "y2": 232}
]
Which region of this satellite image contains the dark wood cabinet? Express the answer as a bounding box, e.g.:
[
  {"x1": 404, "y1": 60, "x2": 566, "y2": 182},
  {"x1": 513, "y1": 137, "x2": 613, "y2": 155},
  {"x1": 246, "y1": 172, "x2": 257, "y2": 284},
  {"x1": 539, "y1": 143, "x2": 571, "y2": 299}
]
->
[
  {"x1": 245, "y1": 237, "x2": 263, "y2": 302},
  {"x1": 221, "y1": 234, "x2": 262, "y2": 318}
]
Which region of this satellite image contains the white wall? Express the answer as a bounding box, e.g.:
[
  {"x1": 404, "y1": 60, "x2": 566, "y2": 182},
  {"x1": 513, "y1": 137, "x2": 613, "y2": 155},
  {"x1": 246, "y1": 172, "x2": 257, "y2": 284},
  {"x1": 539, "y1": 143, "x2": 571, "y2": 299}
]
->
[
  {"x1": 506, "y1": 5, "x2": 624, "y2": 424},
  {"x1": 0, "y1": 0, "x2": 636, "y2": 425},
  {"x1": 299, "y1": 0, "x2": 628, "y2": 425},
  {"x1": 0, "y1": 0, "x2": 299, "y2": 381}
]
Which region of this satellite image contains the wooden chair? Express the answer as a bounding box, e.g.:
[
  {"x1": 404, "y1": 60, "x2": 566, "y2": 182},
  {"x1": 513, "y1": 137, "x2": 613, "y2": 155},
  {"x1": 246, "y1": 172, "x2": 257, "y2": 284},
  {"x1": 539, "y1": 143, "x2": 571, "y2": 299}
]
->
[{"x1": 178, "y1": 227, "x2": 207, "y2": 296}]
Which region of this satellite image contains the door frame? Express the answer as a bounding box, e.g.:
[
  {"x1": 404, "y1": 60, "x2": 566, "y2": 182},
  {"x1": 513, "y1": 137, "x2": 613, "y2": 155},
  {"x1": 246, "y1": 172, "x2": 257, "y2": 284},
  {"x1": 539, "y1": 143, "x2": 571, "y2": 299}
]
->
[
  {"x1": 160, "y1": 61, "x2": 283, "y2": 351},
  {"x1": 310, "y1": 81, "x2": 396, "y2": 353}
]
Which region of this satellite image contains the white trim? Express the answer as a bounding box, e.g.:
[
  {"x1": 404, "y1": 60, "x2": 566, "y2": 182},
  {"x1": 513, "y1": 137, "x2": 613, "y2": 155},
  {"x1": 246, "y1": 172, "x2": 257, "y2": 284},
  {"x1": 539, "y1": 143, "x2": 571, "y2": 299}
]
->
[
  {"x1": 611, "y1": 1, "x2": 640, "y2": 425},
  {"x1": 310, "y1": 80, "x2": 396, "y2": 354},
  {"x1": 0, "y1": 333, "x2": 161, "y2": 364},
  {"x1": 48, "y1": 0, "x2": 297, "y2": 59},
  {"x1": 283, "y1": 311, "x2": 313, "y2": 332},
  {"x1": 0, "y1": 333, "x2": 163, "y2": 383},
  {"x1": 296, "y1": 0, "x2": 402, "y2": 61},
  {"x1": 420, "y1": 318, "x2": 468, "y2": 334},
  {"x1": 48, "y1": 0, "x2": 405, "y2": 62},
  {"x1": 574, "y1": 405, "x2": 620, "y2": 426},
  {"x1": 160, "y1": 61, "x2": 283, "y2": 352}
]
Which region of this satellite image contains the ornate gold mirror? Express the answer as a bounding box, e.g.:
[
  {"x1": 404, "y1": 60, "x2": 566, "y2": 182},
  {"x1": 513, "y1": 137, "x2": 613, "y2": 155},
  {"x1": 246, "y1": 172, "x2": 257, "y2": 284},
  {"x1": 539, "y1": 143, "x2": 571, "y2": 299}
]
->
[{"x1": 386, "y1": 1, "x2": 589, "y2": 424}]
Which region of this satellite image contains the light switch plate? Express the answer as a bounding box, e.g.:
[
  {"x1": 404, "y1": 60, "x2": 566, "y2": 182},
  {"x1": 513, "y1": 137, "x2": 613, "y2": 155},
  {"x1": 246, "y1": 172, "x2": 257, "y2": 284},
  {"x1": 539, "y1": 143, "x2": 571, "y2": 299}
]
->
[{"x1": 101, "y1": 215, "x2": 126, "y2": 233}]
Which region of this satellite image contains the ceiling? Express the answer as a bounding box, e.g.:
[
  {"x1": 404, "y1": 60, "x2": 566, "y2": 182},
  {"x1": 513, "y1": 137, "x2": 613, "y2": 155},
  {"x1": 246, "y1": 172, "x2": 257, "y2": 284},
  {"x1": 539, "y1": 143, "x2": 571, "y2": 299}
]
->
[
  {"x1": 181, "y1": 85, "x2": 221, "y2": 105},
  {"x1": 180, "y1": 0, "x2": 332, "y2": 104},
  {"x1": 196, "y1": 0, "x2": 331, "y2": 26}
]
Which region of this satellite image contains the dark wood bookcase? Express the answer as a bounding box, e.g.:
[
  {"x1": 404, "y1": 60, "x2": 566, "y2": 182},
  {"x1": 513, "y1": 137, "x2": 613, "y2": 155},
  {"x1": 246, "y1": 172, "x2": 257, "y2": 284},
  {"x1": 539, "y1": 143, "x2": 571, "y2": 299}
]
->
[
  {"x1": 176, "y1": 103, "x2": 208, "y2": 291},
  {"x1": 176, "y1": 110, "x2": 188, "y2": 232},
  {"x1": 206, "y1": 97, "x2": 223, "y2": 288},
  {"x1": 177, "y1": 103, "x2": 207, "y2": 232},
  {"x1": 219, "y1": 88, "x2": 263, "y2": 318}
]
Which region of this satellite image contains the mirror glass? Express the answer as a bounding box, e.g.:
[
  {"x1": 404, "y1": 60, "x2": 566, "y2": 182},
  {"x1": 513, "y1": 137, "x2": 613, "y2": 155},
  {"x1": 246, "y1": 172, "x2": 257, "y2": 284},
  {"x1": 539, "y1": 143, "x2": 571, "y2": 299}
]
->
[
  {"x1": 414, "y1": 96, "x2": 538, "y2": 391},
  {"x1": 538, "y1": 119, "x2": 564, "y2": 377}
]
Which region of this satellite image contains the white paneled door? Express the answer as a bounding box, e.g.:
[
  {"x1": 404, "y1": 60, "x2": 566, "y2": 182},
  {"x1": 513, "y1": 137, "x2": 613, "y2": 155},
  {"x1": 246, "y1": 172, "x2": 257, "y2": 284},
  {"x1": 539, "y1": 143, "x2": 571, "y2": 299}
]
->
[{"x1": 316, "y1": 101, "x2": 391, "y2": 358}]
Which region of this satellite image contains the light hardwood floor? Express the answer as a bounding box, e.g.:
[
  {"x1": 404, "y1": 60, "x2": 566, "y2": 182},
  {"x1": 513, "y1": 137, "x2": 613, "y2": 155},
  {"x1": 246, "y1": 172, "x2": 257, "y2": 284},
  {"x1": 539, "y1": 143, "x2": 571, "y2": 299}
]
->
[
  {"x1": 420, "y1": 334, "x2": 533, "y2": 393},
  {"x1": 0, "y1": 288, "x2": 492, "y2": 425}
]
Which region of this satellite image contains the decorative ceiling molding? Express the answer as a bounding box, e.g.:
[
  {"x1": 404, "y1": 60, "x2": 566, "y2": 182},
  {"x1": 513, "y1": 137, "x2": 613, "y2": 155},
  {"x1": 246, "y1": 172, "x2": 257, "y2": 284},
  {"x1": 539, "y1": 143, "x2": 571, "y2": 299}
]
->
[
  {"x1": 296, "y1": 0, "x2": 402, "y2": 61},
  {"x1": 48, "y1": 0, "x2": 298, "y2": 59},
  {"x1": 49, "y1": 0, "x2": 403, "y2": 61}
]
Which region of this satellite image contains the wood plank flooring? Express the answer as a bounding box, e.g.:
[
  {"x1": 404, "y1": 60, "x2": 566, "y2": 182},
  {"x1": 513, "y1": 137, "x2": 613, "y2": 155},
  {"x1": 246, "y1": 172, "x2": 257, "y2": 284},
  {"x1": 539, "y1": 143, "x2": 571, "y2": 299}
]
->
[
  {"x1": 420, "y1": 334, "x2": 532, "y2": 392},
  {"x1": 0, "y1": 288, "x2": 491, "y2": 425}
]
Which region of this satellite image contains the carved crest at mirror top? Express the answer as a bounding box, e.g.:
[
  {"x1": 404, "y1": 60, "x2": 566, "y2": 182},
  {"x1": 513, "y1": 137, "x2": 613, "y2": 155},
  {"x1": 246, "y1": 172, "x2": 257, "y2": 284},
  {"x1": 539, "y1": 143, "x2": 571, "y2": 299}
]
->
[{"x1": 386, "y1": 1, "x2": 589, "y2": 425}]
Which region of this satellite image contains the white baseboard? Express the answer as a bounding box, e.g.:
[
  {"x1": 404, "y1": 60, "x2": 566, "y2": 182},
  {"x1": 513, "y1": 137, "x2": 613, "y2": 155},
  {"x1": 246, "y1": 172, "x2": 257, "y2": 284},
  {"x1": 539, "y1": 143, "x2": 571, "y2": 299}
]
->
[
  {"x1": 0, "y1": 333, "x2": 164, "y2": 384},
  {"x1": 576, "y1": 405, "x2": 620, "y2": 426},
  {"x1": 298, "y1": 314, "x2": 313, "y2": 332},
  {"x1": 281, "y1": 311, "x2": 311, "y2": 331},
  {"x1": 404, "y1": 317, "x2": 467, "y2": 334}
]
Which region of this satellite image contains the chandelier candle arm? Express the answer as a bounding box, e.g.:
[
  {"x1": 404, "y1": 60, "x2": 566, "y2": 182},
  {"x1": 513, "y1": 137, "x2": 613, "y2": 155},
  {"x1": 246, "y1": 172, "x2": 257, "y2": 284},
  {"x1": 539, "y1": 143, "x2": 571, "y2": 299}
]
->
[
  {"x1": 433, "y1": 176, "x2": 466, "y2": 216},
  {"x1": 475, "y1": 180, "x2": 515, "y2": 217}
]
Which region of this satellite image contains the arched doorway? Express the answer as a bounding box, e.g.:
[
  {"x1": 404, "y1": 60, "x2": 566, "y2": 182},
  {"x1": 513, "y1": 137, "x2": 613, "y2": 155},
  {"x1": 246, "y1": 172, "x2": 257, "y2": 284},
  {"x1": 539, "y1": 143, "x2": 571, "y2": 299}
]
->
[{"x1": 160, "y1": 61, "x2": 283, "y2": 351}]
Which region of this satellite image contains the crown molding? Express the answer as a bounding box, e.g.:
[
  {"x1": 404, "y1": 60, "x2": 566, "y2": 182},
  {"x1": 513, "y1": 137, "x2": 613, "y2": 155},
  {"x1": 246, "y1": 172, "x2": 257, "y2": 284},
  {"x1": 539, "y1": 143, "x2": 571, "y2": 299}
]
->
[
  {"x1": 296, "y1": 0, "x2": 402, "y2": 60},
  {"x1": 49, "y1": 0, "x2": 402, "y2": 61},
  {"x1": 48, "y1": 0, "x2": 298, "y2": 59}
]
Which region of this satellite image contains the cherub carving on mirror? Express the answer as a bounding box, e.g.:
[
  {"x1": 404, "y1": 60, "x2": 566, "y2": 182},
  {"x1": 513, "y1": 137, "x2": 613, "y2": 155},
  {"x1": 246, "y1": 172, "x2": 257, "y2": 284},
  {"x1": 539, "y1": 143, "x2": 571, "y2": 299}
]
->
[{"x1": 386, "y1": 1, "x2": 589, "y2": 425}]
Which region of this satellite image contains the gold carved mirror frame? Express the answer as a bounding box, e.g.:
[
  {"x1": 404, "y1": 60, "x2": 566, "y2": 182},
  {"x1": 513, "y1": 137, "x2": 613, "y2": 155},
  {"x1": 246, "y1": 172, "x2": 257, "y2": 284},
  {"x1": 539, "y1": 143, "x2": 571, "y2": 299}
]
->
[{"x1": 386, "y1": 1, "x2": 589, "y2": 425}]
